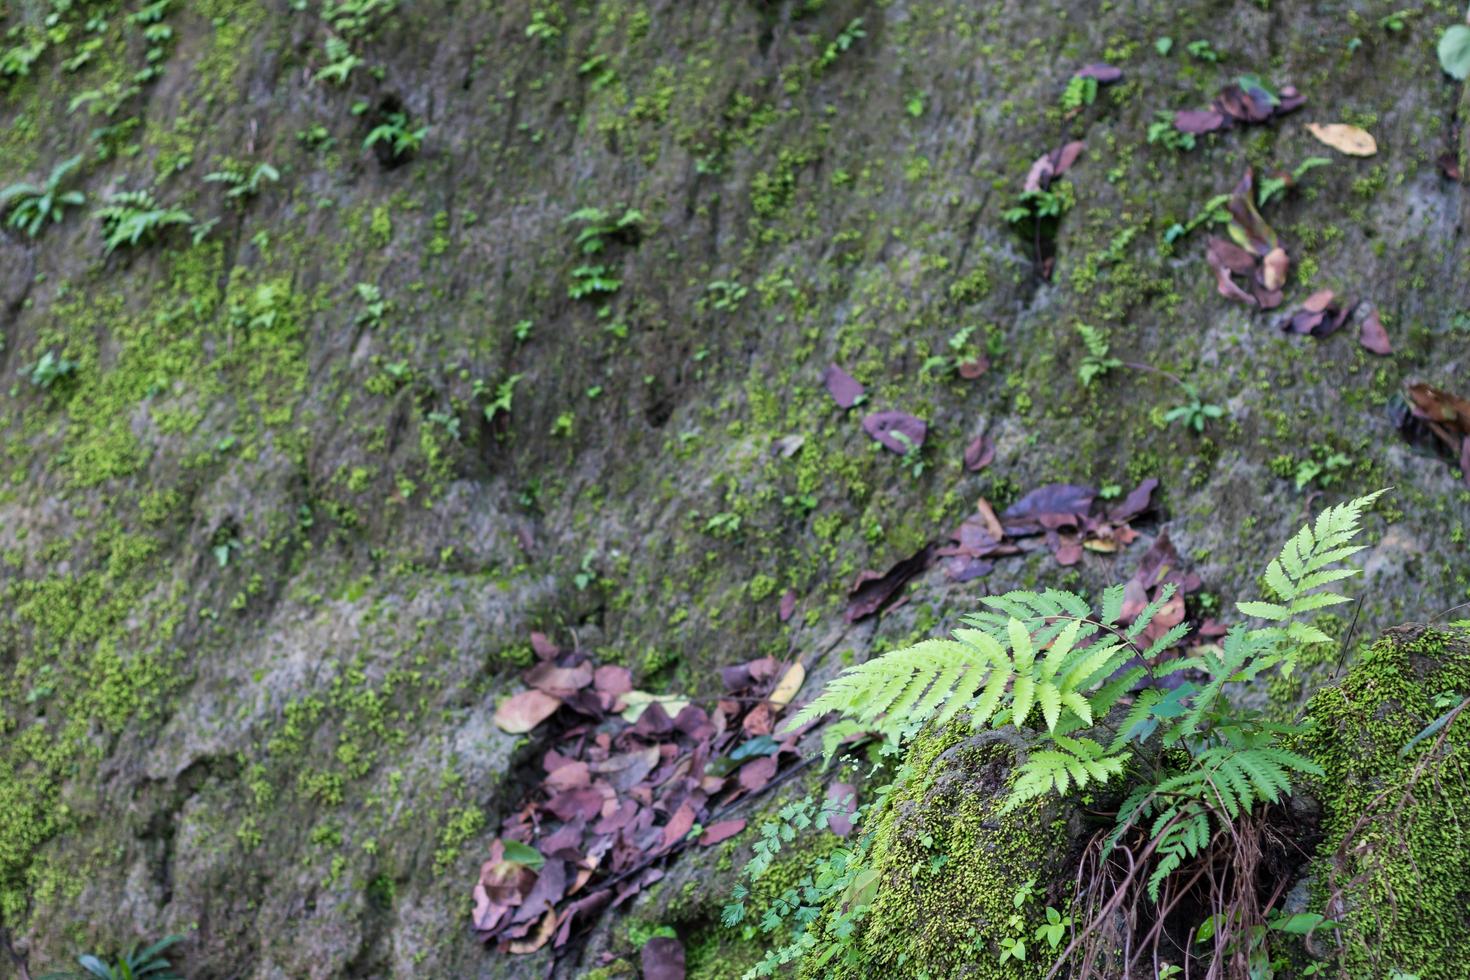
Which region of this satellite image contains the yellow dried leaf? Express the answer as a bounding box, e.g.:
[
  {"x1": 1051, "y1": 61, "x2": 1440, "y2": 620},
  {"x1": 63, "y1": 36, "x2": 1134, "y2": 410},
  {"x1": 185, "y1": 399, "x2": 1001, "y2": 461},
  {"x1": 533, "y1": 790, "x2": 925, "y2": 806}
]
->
[
  {"x1": 768, "y1": 661, "x2": 806, "y2": 708},
  {"x1": 1306, "y1": 122, "x2": 1377, "y2": 157}
]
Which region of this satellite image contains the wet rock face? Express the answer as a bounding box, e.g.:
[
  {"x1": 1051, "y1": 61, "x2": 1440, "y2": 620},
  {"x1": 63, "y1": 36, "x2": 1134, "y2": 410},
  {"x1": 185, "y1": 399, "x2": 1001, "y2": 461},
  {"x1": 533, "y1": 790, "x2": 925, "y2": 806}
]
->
[{"x1": 1, "y1": 0, "x2": 1467, "y2": 976}]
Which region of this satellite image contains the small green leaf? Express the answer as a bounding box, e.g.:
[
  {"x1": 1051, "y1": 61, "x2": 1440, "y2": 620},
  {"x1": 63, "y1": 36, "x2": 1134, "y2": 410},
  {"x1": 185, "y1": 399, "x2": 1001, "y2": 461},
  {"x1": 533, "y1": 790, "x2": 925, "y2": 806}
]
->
[
  {"x1": 501, "y1": 839, "x2": 545, "y2": 870},
  {"x1": 1439, "y1": 24, "x2": 1470, "y2": 80}
]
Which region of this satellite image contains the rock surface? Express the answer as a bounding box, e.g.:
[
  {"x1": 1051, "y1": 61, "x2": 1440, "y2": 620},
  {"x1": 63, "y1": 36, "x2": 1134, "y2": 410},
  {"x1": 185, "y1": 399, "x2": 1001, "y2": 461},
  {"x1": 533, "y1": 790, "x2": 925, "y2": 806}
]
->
[{"x1": 1, "y1": 1, "x2": 1468, "y2": 977}]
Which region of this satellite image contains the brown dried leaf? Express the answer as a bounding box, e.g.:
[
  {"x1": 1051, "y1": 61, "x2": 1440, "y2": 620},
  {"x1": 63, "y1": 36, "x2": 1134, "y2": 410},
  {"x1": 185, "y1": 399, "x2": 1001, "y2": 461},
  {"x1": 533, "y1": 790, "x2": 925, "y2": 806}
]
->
[
  {"x1": 1359, "y1": 309, "x2": 1392, "y2": 355},
  {"x1": 494, "y1": 690, "x2": 562, "y2": 734},
  {"x1": 1261, "y1": 246, "x2": 1289, "y2": 292}
]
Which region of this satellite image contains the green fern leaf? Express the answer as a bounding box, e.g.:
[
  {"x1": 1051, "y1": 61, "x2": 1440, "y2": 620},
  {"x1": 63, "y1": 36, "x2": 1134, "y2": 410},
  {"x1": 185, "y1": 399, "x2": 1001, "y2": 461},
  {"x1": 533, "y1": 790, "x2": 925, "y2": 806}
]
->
[{"x1": 1236, "y1": 600, "x2": 1289, "y2": 620}]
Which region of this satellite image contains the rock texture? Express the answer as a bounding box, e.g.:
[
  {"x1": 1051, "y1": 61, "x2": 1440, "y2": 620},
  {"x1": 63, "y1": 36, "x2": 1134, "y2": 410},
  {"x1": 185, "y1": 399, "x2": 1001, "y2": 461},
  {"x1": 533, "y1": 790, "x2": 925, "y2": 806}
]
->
[{"x1": 1, "y1": 0, "x2": 1468, "y2": 977}]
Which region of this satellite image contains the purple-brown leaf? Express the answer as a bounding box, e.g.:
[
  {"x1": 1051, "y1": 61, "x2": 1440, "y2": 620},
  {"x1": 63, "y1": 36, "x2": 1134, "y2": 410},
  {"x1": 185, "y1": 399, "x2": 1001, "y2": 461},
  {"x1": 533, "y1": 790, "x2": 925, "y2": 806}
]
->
[
  {"x1": 823, "y1": 363, "x2": 865, "y2": 408},
  {"x1": 862, "y1": 411, "x2": 927, "y2": 454}
]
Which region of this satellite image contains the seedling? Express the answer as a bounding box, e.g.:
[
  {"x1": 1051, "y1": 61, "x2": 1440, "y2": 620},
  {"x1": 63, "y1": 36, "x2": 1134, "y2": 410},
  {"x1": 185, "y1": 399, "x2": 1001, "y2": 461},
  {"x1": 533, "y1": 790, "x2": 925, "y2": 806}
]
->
[{"x1": 1, "y1": 154, "x2": 85, "y2": 236}]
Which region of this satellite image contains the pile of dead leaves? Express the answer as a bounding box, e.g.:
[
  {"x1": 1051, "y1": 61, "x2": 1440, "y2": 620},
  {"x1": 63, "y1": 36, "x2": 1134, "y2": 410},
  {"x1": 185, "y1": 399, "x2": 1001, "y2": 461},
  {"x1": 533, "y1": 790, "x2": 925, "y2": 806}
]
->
[
  {"x1": 844, "y1": 478, "x2": 1160, "y2": 621},
  {"x1": 1174, "y1": 75, "x2": 1304, "y2": 136},
  {"x1": 477, "y1": 640, "x2": 812, "y2": 955},
  {"x1": 1397, "y1": 382, "x2": 1470, "y2": 488}
]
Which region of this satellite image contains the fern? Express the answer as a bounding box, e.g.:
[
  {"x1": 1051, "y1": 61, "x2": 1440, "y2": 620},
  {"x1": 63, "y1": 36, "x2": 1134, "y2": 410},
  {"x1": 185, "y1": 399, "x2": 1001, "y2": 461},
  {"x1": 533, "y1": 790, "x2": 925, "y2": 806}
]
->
[
  {"x1": 792, "y1": 490, "x2": 1383, "y2": 905},
  {"x1": 1236, "y1": 489, "x2": 1385, "y2": 662},
  {"x1": 93, "y1": 190, "x2": 194, "y2": 253}
]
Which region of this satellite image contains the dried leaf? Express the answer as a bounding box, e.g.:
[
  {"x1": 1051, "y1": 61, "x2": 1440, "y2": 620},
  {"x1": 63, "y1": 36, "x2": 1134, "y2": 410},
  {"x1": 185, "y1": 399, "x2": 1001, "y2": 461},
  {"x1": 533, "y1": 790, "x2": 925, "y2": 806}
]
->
[
  {"x1": 1174, "y1": 108, "x2": 1226, "y2": 134},
  {"x1": 1359, "y1": 309, "x2": 1392, "y2": 355},
  {"x1": 495, "y1": 690, "x2": 562, "y2": 734},
  {"x1": 523, "y1": 661, "x2": 594, "y2": 697},
  {"x1": 505, "y1": 908, "x2": 557, "y2": 954},
  {"x1": 641, "y1": 936, "x2": 687, "y2": 980},
  {"x1": 778, "y1": 589, "x2": 797, "y2": 622},
  {"x1": 698, "y1": 819, "x2": 747, "y2": 846},
  {"x1": 963, "y1": 434, "x2": 995, "y2": 472},
  {"x1": 1075, "y1": 63, "x2": 1122, "y2": 83},
  {"x1": 530, "y1": 632, "x2": 559, "y2": 660},
  {"x1": 1260, "y1": 246, "x2": 1289, "y2": 292},
  {"x1": 823, "y1": 363, "x2": 865, "y2": 408},
  {"x1": 768, "y1": 662, "x2": 805, "y2": 708},
  {"x1": 862, "y1": 410, "x2": 927, "y2": 454},
  {"x1": 620, "y1": 691, "x2": 690, "y2": 723},
  {"x1": 845, "y1": 545, "x2": 935, "y2": 622},
  {"x1": 1225, "y1": 169, "x2": 1278, "y2": 256},
  {"x1": 1306, "y1": 122, "x2": 1377, "y2": 157}
]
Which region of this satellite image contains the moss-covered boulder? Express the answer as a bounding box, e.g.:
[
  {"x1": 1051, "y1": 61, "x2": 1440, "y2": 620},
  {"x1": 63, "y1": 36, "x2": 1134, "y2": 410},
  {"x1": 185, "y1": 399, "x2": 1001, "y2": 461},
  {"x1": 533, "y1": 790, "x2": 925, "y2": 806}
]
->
[
  {"x1": 1300, "y1": 623, "x2": 1470, "y2": 980},
  {"x1": 814, "y1": 726, "x2": 1079, "y2": 979}
]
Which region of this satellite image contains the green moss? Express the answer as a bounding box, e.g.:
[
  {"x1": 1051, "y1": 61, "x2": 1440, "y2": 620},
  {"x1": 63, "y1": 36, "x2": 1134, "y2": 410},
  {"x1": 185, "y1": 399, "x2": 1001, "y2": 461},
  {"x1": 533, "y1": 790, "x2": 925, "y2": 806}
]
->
[
  {"x1": 1299, "y1": 626, "x2": 1470, "y2": 980},
  {"x1": 814, "y1": 726, "x2": 1066, "y2": 979}
]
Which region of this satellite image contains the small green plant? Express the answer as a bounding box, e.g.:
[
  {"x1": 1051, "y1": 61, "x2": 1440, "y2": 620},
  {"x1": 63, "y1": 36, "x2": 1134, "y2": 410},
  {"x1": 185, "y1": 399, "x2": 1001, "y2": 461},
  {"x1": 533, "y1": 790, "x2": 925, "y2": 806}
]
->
[
  {"x1": 1003, "y1": 185, "x2": 1073, "y2": 225},
  {"x1": 704, "y1": 279, "x2": 748, "y2": 312},
  {"x1": 525, "y1": 8, "x2": 563, "y2": 42},
  {"x1": 1076, "y1": 323, "x2": 1122, "y2": 387},
  {"x1": 353, "y1": 282, "x2": 386, "y2": 326},
  {"x1": 1257, "y1": 157, "x2": 1330, "y2": 207},
  {"x1": 1163, "y1": 193, "x2": 1229, "y2": 244},
  {"x1": 1440, "y1": 14, "x2": 1470, "y2": 79},
  {"x1": 93, "y1": 189, "x2": 195, "y2": 253},
  {"x1": 1378, "y1": 8, "x2": 1417, "y2": 31},
  {"x1": 364, "y1": 112, "x2": 427, "y2": 159},
  {"x1": 1060, "y1": 74, "x2": 1098, "y2": 113},
  {"x1": 1148, "y1": 110, "x2": 1196, "y2": 152},
  {"x1": 564, "y1": 206, "x2": 643, "y2": 255},
  {"x1": 814, "y1": 18, "x2": 865, "y2": 73},
  {"x1": 568, "y1": 264, "x2": 621, "y2": 299},
  {"x1": 29, "y1": 350, "x2": 77, "y2": 389},
  {"x1": 314, "y1": 35, "x2": 361, "y2": 84},
  {"x1": 38, "y1": 934, "x2": 184, "y2": 980},
  {"x1": 1186, "y1": 39, "x2": 1219, "y2": 61},
  {"x1": 1, "y1": 154, "x2": 86, "y2": 236},
  {"x1": 1165, "y1": 381, "x2": 1226, "y2": 433},
  {"x1": 204, "y1": 161, "x2": 279, "y2": 200},
  {"x1": 482, "y1": 374, "x2": 523, "y2": 424}
]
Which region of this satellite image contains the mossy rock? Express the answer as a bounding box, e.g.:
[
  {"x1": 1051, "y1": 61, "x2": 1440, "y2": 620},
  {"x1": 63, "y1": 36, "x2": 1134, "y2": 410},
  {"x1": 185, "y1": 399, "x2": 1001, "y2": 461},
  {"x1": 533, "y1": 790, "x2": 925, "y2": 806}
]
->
[
  {"x1": 812, "y1": 726, "x2": 1079, "y2": 979},
  {"x1": 1300, "y1": 623, "x2": 1470, "y2": 980}
]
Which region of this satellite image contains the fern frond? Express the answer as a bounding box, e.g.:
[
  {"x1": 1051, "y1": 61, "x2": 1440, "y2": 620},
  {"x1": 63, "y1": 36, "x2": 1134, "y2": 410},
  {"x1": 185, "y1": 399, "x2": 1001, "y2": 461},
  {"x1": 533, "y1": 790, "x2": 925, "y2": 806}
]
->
[
  {"x1": 1126, "y1": 584, "x2": 1178, "y2": 640},
  {"x1": 1240, "y1": 490, "x2": 1385, "y2": 626}
]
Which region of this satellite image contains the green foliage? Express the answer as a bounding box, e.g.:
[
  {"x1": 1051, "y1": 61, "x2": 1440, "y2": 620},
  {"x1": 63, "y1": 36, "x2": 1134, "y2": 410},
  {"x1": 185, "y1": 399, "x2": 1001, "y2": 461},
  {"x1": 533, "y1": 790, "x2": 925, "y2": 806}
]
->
[
  {"x1": 792, "y1": 490, "x2": 1384, "y2": 942},
  {"x1": 568, "y1": 264, "x2": 621, "y2": 299},
  {"x1": 1075, "y1": 323, "x2": 1121, "y2": 387},
  {"x1": 1185, "y1": 39, "x2": 1219, "y2": 61},
  {"x1": 314, "y1": 35, "x2": 362, "y2": 84},
  {"x1": 721, "y1": 791, "x2": 877, "y2": 977},
  {"x1": 38, "y1": 934, "x2": 184, "y2": 980},
  {"x1": 1258, "y1": 157, "x2": 1330, "y2": 207},
  {"x1": 564, "y1": 206, "x2": 643, "y2": 255},
  {"x1": 1148, "y1": 110, "x2": 1196, "y2": 152},
  {"x1": 203, "y1": 161, "x2": 280, "y2": 200},
  {"x1": 93, "y1": 190, "x2": 195, "y2": 253},
  {"x1": 29, "y1": 350, "x2": 77, "y2": 389},
  {"x1": 1439, "y1": 23, "x2": 1470, "y2": 80},
  {"x1": 1060, "y1": 75, "x2": 1098, "y2": 113},
  {"x1": 363, "y1": 113, "x2": 427, "y2": 158},
  {"x1": 1, "y1": 154, "x2": 86, "y2": 236},
  {"x1": 814, "y1": 19, "x2": 865, "y2": 74},
  {"x1": 1164, "y1": 381, "x2": 1225, "y2": 433}
]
